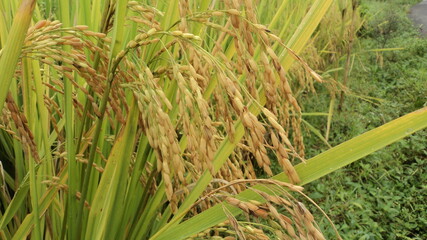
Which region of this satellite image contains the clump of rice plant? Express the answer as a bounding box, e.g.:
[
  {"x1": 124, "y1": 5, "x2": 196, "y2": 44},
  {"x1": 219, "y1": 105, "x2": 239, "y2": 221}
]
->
[{"x1": 0, "y1": 0, "x2": 425, "y2": 240}]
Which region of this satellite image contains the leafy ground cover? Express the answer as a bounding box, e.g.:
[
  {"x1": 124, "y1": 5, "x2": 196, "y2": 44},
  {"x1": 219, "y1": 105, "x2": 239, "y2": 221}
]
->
[{"x1": 302, "y1": 0, "x2": 427, "y2": 239}]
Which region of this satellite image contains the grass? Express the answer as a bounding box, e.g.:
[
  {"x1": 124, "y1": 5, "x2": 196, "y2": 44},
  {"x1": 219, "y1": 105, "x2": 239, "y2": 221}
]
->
[{"x1": 301, "y1": 0, "x2": 427, "y2": 238}]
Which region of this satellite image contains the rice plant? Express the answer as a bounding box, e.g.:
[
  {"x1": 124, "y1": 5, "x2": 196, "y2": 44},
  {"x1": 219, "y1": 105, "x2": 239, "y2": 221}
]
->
[{"x1": 0, "y1": 0, "x2": 426, "y2": 239}]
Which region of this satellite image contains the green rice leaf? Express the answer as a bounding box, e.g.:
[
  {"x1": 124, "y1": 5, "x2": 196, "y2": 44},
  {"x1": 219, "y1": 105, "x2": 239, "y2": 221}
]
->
[{"x1": 0, "y1": 0, "x2": 36, "y2": 111}]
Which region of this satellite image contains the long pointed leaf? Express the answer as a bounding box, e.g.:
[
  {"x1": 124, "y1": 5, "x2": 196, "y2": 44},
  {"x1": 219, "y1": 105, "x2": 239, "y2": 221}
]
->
[{"x1": 0, "y1": 0, "x2": 36, "y2": 111}]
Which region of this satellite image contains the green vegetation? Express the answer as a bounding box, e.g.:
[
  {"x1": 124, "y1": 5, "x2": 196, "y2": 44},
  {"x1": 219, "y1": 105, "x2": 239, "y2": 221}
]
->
[
  {"x1": 302, "y1": 0, "x2": 427, "y2": 239},
  {"x1": 0, "y1": 0, "x2": 425, "y2": 239}
]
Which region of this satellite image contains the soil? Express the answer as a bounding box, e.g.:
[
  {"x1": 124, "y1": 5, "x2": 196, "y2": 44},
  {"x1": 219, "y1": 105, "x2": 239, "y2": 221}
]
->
[{"x1": 409, "y1": 0, "x2": 427, "y2": 36}]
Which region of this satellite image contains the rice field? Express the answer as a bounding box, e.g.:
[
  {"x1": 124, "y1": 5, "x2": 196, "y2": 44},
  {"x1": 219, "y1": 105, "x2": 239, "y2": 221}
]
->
[{"x1": 0, "y1": 0, "x2": 426, "y2": 239}]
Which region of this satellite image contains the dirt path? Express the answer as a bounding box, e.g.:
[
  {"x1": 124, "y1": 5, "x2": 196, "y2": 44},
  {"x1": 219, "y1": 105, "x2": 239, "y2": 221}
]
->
[{"x1": 409, "y1": 0, "x2": 427, "y2": 36}]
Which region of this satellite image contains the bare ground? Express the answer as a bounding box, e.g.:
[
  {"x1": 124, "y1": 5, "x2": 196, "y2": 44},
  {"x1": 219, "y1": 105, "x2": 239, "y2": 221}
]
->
[{"x1": 409, "y1": 0, "x2": 427, "y2": 36}]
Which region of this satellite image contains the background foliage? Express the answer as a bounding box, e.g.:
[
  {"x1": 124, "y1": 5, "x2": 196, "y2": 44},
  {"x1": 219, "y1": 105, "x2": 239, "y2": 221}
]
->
[{"x1": 301, "y1": 0, "x2": 427, "y2": 239}]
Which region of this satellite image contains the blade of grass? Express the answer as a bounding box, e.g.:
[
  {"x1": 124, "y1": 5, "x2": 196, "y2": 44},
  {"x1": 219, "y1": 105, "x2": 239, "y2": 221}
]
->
[
  {"x1": 302, "y1": 119, "x2": 332, "y2": 148},
  {"x1": 0, "y1": 0, "x2": 36, "y2": 111},
  {"x1": 57, "y1": 1, "x2": 80, "y2": 239},
  {"x1": 325, "y1": 95, "x2": 335, "y2": 141},
  {"x1": 0, "y1": 171, "x2": 31, "y2": 230}
]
